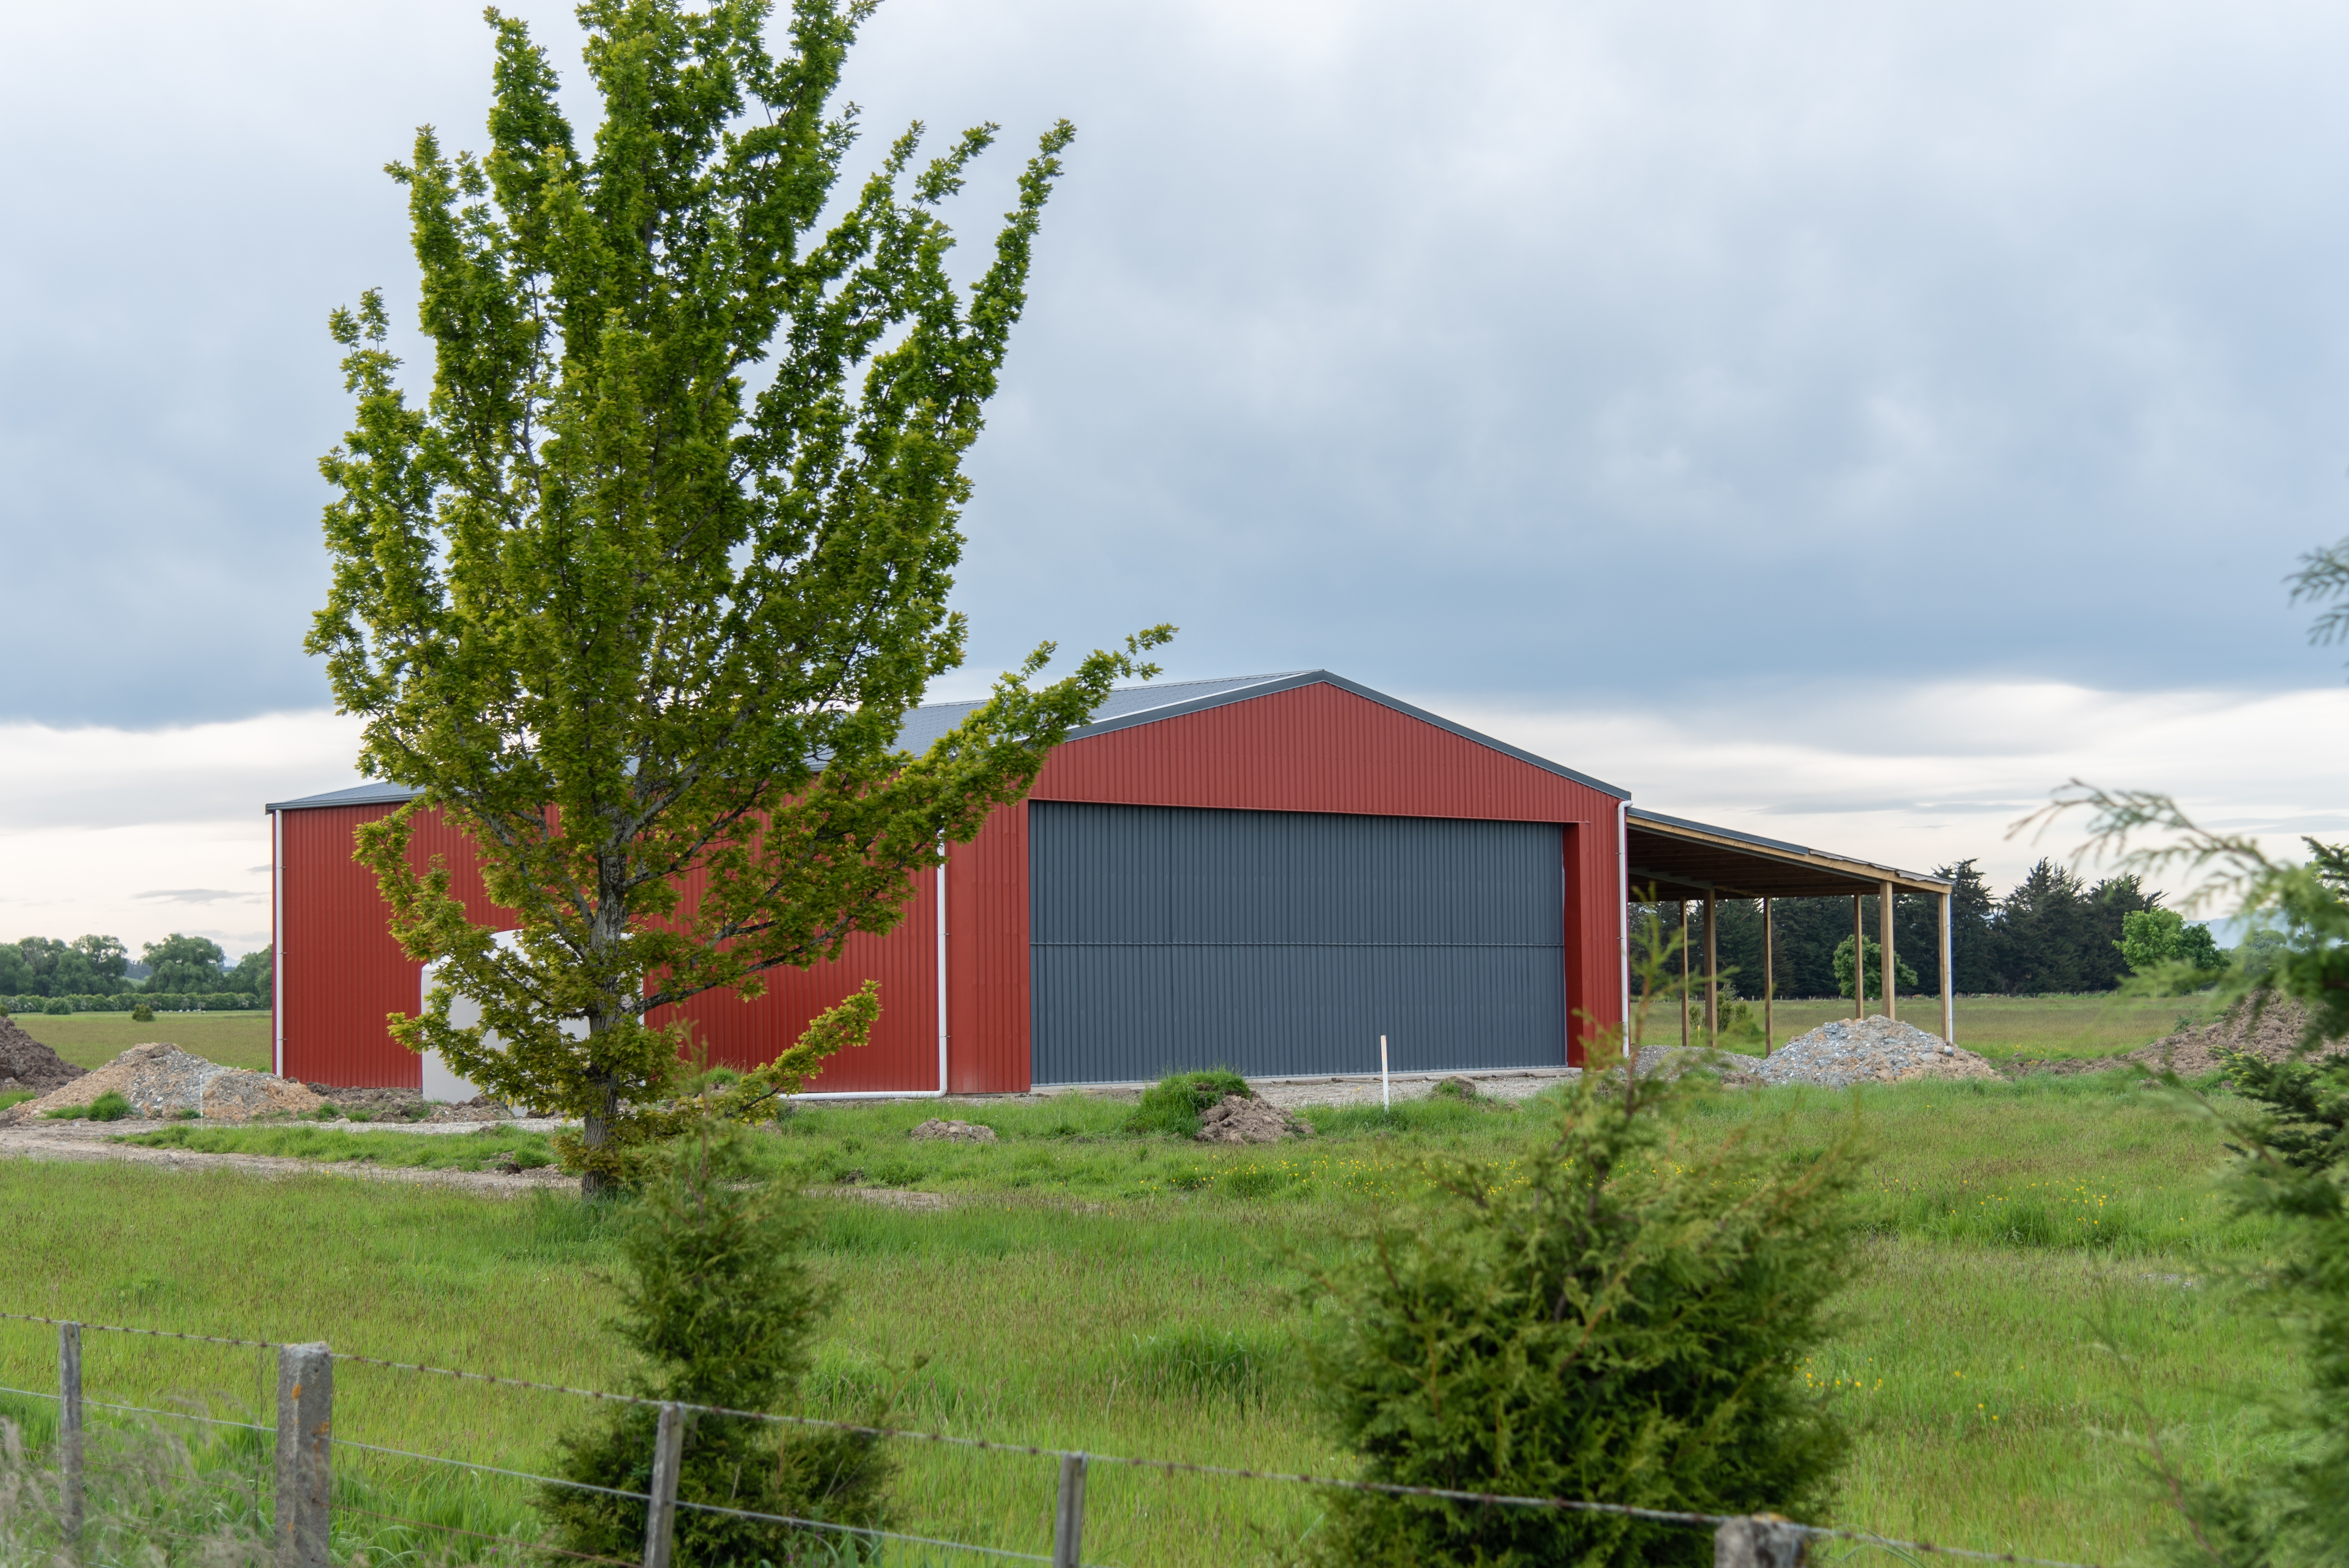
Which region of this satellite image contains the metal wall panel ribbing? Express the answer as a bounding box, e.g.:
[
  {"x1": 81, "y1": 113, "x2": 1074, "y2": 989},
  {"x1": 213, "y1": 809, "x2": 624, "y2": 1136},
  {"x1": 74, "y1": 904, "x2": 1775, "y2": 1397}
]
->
[
  {"x1": 280, "y1": 804, "x2": 511, "y2": 1088},
  {"x1": 1031, "y1": 802, "x2": 1565, "y2": 1083},
  {"x1": 1031, "y1": 679, "x2": 1623, "y2": 1057},
  {"x1": 655, "y1": 865, "x2": 940, "y2": 1092},
  {"x1": 946, "y1": 802, "x2": 1033, "y2": 1093}
]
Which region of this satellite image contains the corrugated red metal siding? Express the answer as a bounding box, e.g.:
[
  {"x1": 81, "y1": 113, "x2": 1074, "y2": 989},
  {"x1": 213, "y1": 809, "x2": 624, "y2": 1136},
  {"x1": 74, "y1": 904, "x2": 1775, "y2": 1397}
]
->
[
  {"x1": 1028, "y1": 681, "x2": 1623, "y2": 1063},
  {"x1": 948, "y1": 801, "x2": 1031, "y2": 1092},
  {"x1": 653, "y1": 867, "x2": 940, "y2": 1092},
  {"x1": 279, "y1": 803, "x2": 512, "y2": 1087},
  {"x1": 281, "y1": 679, "x2": 1625, "y2": 1087}
]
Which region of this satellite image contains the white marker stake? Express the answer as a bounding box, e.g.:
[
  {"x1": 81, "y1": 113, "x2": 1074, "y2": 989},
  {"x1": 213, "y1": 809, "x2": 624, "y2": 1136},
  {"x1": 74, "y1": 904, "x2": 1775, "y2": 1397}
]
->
[{"x1": 1380, "y1": 1034, "x2": 1390, "y2": 1112}]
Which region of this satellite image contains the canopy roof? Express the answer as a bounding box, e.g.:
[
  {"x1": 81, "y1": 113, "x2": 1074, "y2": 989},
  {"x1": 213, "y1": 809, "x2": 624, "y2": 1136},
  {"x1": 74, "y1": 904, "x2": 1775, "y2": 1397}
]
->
[{"x1": 1625, "y1": 808, "x2": 1950, "y2": 900}]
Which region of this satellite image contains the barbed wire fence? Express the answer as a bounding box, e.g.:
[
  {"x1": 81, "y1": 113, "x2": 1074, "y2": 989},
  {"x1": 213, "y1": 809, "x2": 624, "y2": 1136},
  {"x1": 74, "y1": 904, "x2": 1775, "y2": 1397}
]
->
[{"x1": 0, "y1": 1310, "x2": 2100, "y2": 1568}]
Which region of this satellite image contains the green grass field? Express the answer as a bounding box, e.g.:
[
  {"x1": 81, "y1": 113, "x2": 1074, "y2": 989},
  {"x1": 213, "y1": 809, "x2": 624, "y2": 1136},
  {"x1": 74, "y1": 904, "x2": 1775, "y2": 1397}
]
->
[
  {"x1": 1668, "y1": 993, "x2": 2205, "y2": 1063},
  {"x1": 5, "y1": 1011, "x2": 272, "y2": 1073},
  {"x1": 0, "y1": 1070, "x2": 2295, "y2": 1566},
  {"x1": 0, "y1": 992, "x2": 2199, "y2": 1084}
]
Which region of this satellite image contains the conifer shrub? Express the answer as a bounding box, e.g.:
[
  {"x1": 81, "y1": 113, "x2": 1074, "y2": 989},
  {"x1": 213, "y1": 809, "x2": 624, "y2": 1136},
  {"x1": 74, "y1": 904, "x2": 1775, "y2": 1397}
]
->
[
  {"x1": 1304, "y1": 913, "x2": 1858, "y2": 1567},
  {"x1": 2156, "y1": 1045, "x2": 2349, "y2": 1565},
  {"x1": 542, "y1": 1136, "x2": 890, "y2": 1564},
  {"x1": 129, "y1": 1002, "x2": 153, "y2": 1022},
  {"x1": 1124, "y1": 1069, "x2": 1251, "y2": 1137}
]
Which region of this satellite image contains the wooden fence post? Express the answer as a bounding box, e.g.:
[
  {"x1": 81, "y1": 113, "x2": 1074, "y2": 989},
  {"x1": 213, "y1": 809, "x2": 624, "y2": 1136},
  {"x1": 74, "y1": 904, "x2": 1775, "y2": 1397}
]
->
[
  {"x1": 643, "y1": 1402, "x2": 685, "y2": 1568},
  {"x1": 1714, "y1": 1514, "x2": 1807, "y2": 1568},
  {"x1": 274, "y1": 1343, "x2": 332, "y2": 1568},
  {"x1": 58, "y1": 1322, "x2": 82, "y2": 1550},
  {"x1": 1052, "y1": 1452, "x2": 1087, "y2": 1568}
]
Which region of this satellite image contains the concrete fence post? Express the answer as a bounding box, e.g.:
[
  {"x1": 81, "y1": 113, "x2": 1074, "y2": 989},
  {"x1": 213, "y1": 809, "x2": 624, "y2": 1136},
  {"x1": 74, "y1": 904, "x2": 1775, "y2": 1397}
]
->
[
  {"x1": 1714, "y1": 1514, "x2": 1807, "y2": 1568},
  {"x1": 642, "y1": 1402, "x2": 685, "y2": 1568},
  {"x1": 1052, "y1": 1452, "x2": 1087, "y2": 1568},
  {"x1": 274, "y1": 1343, "x2": 332, "y2": 1568},
  {"x1": 58, "y1": 1322, "x2": 82, "y2": 1550}
]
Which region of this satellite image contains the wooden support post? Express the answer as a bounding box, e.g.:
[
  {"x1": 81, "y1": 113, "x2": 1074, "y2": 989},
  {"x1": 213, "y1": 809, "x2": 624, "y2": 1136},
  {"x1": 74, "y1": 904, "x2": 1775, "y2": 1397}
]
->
[
  {"x1": 1762, "y1": 898, "x2": 1774, "y2": 1054},
  {"x1": 644, "y1": 1402, "x2": 685, "y2": 1568},
  {"x1": 1714, "y1": 1514, "x2": 1808, "y2": 1568},
  {"x1": 1678, "y1": 902, "x2": 1691, "y2": 1048},
  {"x1": 274, "y1": 1343, "x2": 332, "y2": 1568},
  {"x1": 1852, "y1": 895, "x2": 1865, "y2": 1019},
  {"x1": 1704, "y1": 890, "x2": 1719, "y2": 1046},
  {"x1": 59, "y1": 1322, "x2": 82, "y2": 1550},
  {"x1": 1879, "y1": 880, "x2": 1896, "y2": 1022},
  {"x1": 1939, "y1": 891, "x2": 1955, "y2": 1046},
  {"x1": 1052, "y1": 1453, "x2": 1088, "y2": 1568}
]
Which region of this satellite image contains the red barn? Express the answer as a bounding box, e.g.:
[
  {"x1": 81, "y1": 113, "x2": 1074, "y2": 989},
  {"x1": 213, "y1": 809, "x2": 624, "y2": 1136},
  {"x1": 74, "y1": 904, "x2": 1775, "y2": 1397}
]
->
[{"x1": 266, "y1": 671, "x2": 1954, "y2": 1093}]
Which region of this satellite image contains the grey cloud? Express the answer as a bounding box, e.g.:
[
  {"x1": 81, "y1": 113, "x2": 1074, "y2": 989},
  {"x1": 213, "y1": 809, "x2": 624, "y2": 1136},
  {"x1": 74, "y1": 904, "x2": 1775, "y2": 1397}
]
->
[
  {"x1": 9, "y1": 0, "x2": 2349, "y2": 729},
  {"x1": 136, "y1": 890, "x2": 254, "y2": 905}
]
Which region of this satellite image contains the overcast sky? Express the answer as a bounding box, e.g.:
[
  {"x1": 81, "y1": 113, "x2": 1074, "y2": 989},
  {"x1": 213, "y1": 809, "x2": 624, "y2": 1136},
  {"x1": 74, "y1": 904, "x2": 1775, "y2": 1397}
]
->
[{"x1": 8, "y1": 0, "x2": 2349, "y2": 955}]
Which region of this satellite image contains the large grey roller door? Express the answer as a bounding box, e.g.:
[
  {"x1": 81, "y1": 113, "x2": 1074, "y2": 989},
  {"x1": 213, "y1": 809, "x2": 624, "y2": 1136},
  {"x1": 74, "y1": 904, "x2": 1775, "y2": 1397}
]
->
[{"x1": 1030, "y1": 802, "x2": 1566, "y2": 1084}]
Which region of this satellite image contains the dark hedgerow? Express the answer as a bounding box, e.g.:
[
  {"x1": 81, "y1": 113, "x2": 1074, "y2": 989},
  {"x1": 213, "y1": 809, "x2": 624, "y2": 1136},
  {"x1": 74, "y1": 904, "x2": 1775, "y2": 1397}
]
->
[{"x1": 1302, "y1": 909, "x2": 1860, "y2": 1567}]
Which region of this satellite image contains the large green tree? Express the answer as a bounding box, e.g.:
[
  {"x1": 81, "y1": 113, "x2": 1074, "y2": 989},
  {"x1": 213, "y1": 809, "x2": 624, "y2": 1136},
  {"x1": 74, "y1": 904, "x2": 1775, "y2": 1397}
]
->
[
  {"x1": 311, "y1": 0, "x2": 1166, "y2": 1189},
  {"x1": 141, "y1": 933, "x2": 225, "y2": 993}
]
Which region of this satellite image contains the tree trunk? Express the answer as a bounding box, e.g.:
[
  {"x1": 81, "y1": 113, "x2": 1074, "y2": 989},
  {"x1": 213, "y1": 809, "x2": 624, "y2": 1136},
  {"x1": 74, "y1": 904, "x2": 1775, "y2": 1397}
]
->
[{"x1": 580, "y1": 1078, "x2": 619, "y2": 1199}]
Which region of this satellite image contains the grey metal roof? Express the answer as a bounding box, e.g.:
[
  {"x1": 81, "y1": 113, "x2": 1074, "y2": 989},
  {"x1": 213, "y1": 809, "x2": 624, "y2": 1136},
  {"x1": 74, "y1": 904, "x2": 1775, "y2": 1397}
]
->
[
  {"x1": 265, "y1": 670, "x2": 1632, "y2": 810},
  {"x1": 1626, "y1": 807, "x2": 1814, "y2": 858},
  {"x1": 264, "y1": 780, "x2": 423, "y2": 814},
  {"x1": 889, "y1": 672, "x2": 1305, "y2": 755},
  {"x1": 1625, "y1": 805, "x2": 1952, "y2": 896}
]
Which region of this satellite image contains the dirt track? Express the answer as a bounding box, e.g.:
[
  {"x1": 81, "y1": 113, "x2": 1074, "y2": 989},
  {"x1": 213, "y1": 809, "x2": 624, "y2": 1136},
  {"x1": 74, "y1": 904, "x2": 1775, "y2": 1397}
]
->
[{"x1": 0, "y1": 1119, "x2": 573, "y2": 1195}]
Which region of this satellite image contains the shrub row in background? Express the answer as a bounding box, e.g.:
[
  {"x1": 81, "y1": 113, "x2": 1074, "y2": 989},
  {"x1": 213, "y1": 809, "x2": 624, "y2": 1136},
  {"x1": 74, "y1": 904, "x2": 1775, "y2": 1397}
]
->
[{"x1": 1, "y1": 994, "x2": 262, "y2": 1016}]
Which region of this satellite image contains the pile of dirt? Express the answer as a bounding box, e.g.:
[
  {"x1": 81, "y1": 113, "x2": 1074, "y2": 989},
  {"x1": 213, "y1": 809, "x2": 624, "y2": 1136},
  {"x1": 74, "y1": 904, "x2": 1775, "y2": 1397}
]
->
[
  {"x1": 0, "y1": 1016, "x2": 85, "y2": 1095},
  {"x1": 0, "y1": 1044, "x2": 325, "y2": 1125},
  {"x1": 1195, "y1": 1094, "x2": 1312, "y2": 1144},
  {"x1": 424, "y1": 1095, "x2": 521, "y2": 1123},
  {"x1": 305, "y1": 1084, "x2": 427, "y2": 1118},
  {"x1": 2132, "y1": 998, "x2": 2349, "y2": 1077},
  {"x1": 1754, "y1": 1016, "x2": 1999, "y2": 1088},
  {"x1": 300, "y1": 1084, "x2": 521, "y2": 1122},
  {"x1": 908, "y1": 1118, "x2": 998, "y2": 1144}
]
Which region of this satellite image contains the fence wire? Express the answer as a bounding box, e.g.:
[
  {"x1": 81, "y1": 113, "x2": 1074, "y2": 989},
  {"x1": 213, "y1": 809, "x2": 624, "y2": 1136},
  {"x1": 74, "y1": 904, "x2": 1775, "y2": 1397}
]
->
[{"x1": 0, "y1": 1307, "x2": 2108, "y2": 1568}]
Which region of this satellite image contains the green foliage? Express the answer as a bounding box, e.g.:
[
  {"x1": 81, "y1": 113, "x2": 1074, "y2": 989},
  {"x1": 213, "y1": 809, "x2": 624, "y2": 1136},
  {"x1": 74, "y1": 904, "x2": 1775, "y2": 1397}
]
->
[
  {"x1": 2118, "y1": 908, "x2": 2226, "y2": 993},
  {"x1": 223, "y1": 945, "x2": 271, "y2": 1000},
  {"x1": 2031, "y1": 776, "x2": 2349, "y2": 1564},
  {"x1": 42, "y1": 998, "x2": 70, "y2": 1016},
  {"x1": 308, "y1": 0, "x2": 1169, "y2": 1188},
  {"x1": 1303, "y1": 915, "x2": 1857, "y2": 1567},
  {"x1": 141, "y1": 933, "x2": 225, "y2": 994},
  {"x1": 0, "y1": 935, "x2": 134, "y2": 999},
  {"x1": 543, "y1": 1136, "x2": 890, "y2": 1564},
  {"x1": 128, "y1": 1002, "x2": 153, "y2": 1022},
  {"x1": 1124, "y1": 1069, "x2": 1251, "y2": 1137},
  {"x1": 2150, "y1": 1047, "x2": 2349, "y2": 1566},
  {"x1": 42, "y1": 1091, "x2": 131, "y2": 1122},
  {"x1": 1832, "y1": 935, "x2": 1918, "y2": 1000}
]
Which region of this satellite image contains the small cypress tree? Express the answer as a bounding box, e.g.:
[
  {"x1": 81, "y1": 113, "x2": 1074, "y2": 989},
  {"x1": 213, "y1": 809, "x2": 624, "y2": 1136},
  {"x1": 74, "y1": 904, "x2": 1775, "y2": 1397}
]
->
[
  {"x1": 1304, "y1": 910, "x2": 1857, "y2": 1567},
  {"x1": 543, "y1": 1136, "x2": 884, "y2": 1563},
  {"x1": 2155, "y1": 1045, "x2": 2349, "y2": 1566}
]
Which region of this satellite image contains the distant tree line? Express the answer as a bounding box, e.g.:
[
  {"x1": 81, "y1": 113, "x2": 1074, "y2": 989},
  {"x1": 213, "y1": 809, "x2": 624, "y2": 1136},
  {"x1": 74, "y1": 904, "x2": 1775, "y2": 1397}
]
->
[
  {"x1": 0, "y1": 934, "x2": 270, "y2": 999},
  {"x1": 1639, "y1": 857, "x2": 2202, "y2": 998}
]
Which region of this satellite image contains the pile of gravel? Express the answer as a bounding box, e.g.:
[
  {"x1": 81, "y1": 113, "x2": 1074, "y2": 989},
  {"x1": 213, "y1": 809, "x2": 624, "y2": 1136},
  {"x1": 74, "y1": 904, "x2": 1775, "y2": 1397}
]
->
[
  {"x1": 0, "y1": 1016, "x2": 86, "y2": 1095},
  {"x1": 1754, "y1": 1016, "x2": 1997, "y2": 1088},
  {"x1": 0, "y1": 1043, "x2": 326, "y2": 1124}
]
